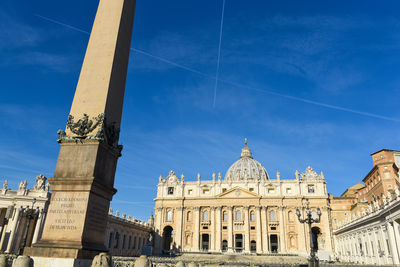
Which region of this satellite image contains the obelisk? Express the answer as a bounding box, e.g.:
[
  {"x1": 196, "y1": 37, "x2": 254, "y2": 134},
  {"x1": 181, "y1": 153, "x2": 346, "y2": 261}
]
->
[{"x1": 25, "y1": 0, "x2": 136, "y2": 263}]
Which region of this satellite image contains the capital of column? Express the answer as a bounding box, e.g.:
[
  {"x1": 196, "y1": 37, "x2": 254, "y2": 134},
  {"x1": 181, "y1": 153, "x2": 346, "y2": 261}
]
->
[
  {"x1": 176, "y1": 207, "x2": 184, "y2": 211},
  {"x1": 193, "y1": 207, "x2": 200, "y2": 211}
]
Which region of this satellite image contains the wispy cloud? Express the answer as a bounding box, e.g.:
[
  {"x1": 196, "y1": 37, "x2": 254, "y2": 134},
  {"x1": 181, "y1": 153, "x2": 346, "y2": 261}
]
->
[{"x1": 33, "y1": 13, "x2": 400, "y2": 122}]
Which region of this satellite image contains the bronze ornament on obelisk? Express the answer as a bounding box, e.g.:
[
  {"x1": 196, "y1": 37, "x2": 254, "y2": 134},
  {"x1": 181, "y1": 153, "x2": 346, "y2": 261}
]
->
[{"x1": 25, "y1": 0, "x2": 136, "y2": 260}]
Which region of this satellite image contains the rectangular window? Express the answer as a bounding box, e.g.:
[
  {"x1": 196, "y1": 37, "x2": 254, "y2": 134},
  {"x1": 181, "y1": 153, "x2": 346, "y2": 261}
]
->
[
  {"x1": 268, "y1": 188, "x2": 275, "y2": 193},
  {"x1": 133, "y1": 236, "x2": 137, "y2": 249},
  {"x1": 128, "y1": 236, "x2": 132, "y2": 249},
  {"x1": 168, "y1": 187, "x2": 174, "y2": 195},
  {"x1": 223, "y1": 213, "x2": 227, "y2": 221},
  {"x1": 203, "y1": 189, "x2": 210, "y2": 194},
  {"x1": 249, "y1": 188, "x2": 254, "y2": 192},
  {"x1": 222, "y1": 188, "x2": 227, "y2": 192},
  {"x1": 251, "y1": 226, "x2": 255, "y2": 230},
  {"x1": 286, "y1": 188, "x2": 292, "y2": 194},
  {"x1": 223, "y1": 226, "x2": 227, "y2": 230},
  {"x1": 188, "y1": 189, "x2": 193, "y2": 195},
  {"x1": 203, "y1": 226, "x2": 208, "y2": 230},
  {"x1": 270, "y1": 226, "x2": 276, "y2": 230}
]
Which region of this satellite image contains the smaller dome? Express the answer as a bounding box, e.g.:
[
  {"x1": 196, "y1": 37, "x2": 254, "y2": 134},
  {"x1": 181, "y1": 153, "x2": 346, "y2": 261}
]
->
[{"x1": 224, "y1": 140, "x2": 269, "y2": 181}]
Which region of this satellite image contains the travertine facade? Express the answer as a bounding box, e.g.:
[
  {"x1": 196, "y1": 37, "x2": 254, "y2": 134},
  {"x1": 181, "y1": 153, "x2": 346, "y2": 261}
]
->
[{"x1": 154, "y1": 141, "x2": 333, "y2": 258}]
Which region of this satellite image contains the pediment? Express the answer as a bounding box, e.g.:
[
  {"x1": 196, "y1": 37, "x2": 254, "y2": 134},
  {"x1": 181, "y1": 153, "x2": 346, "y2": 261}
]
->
[{"x1": 216, "y1": 186, "x2": 260, "y2": 198}]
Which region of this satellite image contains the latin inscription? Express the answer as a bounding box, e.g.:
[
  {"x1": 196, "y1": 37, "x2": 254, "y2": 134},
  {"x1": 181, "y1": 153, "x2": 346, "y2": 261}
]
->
[{"x1": 47, "y1": 196, "x2": 88, "y2": 231}]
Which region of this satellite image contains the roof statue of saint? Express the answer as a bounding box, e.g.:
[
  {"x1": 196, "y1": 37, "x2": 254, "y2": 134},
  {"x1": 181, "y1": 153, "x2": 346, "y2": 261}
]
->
[{"x1": 224, "y1": 139, "x2": 269, "y2": 181}]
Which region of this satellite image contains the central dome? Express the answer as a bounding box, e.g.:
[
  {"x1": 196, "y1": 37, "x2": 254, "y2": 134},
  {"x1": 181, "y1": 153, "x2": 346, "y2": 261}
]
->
[{"x1": 224, "y1": 140, "x2": 269, "y2": 181}]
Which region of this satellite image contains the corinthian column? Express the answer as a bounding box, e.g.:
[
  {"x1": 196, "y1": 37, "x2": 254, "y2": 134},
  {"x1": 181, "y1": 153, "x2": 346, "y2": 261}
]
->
[
  {"x1": 244, "y1": 206, "x2": 250, "y2": 253},
  {"x1": 228, "y1": 206, "x2": 233, "y2": 252},
  {"x1": 176, "y1": 207, "x2": 184, "y2": 251},
  {"x1": 215, "y1": 207, "x2": 222, "y2": 252},
  {"x1": 261, "y1": 207, "x2": 268, "y2": 252},
  {"x1": 210, "y1": 207, "x2": 215, "y2": 251},
  {"x1": 256, "y1": 206, "x2": 262, "y2": 253},
  {"x1": 279, "y1": 207, "x2": 286, "y2": 252},
  {"x1": 193, "y1": 207, "x2": 200, "y2": 251}
]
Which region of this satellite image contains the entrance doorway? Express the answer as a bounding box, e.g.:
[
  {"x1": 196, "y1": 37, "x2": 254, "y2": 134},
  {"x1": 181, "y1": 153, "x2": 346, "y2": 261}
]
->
[
  {"x1": 270, "y1": 234, "x2": 278, "y2": 252},
  {"x1": 235, "y1": 234, "x2": 243, "y2": 252},
  {"x1": 250, "y1": 240, "x2": 256, "y2": 253},
  {"x1": 162, "y1": 226, "x2": 173, "y2": 251},
  {"x1": 311, "y1": 227, "x2": 321, "y2": 251},
  {"x1": 222, "y1": 240, "x2": 228, "y2": 252},
  {"x1": 201, "y1": 234, "x2": 209, "y2": 251}
]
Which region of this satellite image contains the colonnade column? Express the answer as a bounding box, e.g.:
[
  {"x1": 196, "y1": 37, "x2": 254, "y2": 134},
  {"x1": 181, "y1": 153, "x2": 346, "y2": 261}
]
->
[
  {"x1": 279, "y1": 207, "x2": 286, "y2": 252},
  {"x1": 244, "y1": 206, "x2": 250, "y2": 253},
  {"x1": 392, "y1": 220, "x2": 400, "y2": 263},
  {"x1": 261, "y1": 207, "x2": 268, "y2": 252},
  {"x1": 215, "y1": 207, "x2": 222, "y2": 252},
  {"x1": 228, "y1": 206, "x2": 233, "y2": 252},
  {"x1": 193, "y1": 207, "x2": 200, "y2": 251},
  {"x1": 256, "y1": 206, "x2": 262, "y2": 253},
  {"x1": 6, "y1": 206, "x2": 21, "y2": 253},
  {"x1": 210, "y1": 207, "x2": 215, "y2": 251},
  {"x1": 372, "y1": 229, "x2": 382, "y2": 265},
  {"x1": 387, "y1": 222, "x2": 400, "y2": 264},
  {"x1": 32, "y1": 211, "x2": 44, "y2": 244},
  {"x1": 176, "y1": 207, "x2": 183, "y2": 251},
  {"x1": 379, "y1": 226, "x2": 389, "y2": 264}
]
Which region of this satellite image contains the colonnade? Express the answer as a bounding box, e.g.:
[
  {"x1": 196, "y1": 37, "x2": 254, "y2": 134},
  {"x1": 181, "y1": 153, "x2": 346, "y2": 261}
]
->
[
  {"x1": 0, "y1": 207, "x2": 46, "y2": 254},
  {"x1": 336, "y1": 220, "x2": 400, "y2": 265}
]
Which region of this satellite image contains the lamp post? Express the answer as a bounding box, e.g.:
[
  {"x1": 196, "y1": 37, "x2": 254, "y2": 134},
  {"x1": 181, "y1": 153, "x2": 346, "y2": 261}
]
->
[
  {"x1": 296, "y1": 199, "x2": 321, "y2": 267},
  {"x1": 19, "y1": 198, "x2": 39, "y2": 255}
]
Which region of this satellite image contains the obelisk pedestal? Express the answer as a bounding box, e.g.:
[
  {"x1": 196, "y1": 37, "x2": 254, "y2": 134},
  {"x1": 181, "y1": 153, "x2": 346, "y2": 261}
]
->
[{"x1": 24, "y1": 0, "x2": 136, "y2": 264}]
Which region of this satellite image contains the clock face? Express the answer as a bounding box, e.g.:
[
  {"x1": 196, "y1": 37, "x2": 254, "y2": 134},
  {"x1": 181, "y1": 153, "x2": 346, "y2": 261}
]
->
[{"x1": 169, "y1": 176, "x2": 175, "y2": 182}]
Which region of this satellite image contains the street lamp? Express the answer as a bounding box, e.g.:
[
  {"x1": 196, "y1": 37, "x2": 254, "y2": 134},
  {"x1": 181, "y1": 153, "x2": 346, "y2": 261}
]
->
[
  {"x1": 19, "y1": 198, "x2": 39, "y2": 255},
  {"x1": 296, "y1": 199, "x2": 321, "y2": 267}
]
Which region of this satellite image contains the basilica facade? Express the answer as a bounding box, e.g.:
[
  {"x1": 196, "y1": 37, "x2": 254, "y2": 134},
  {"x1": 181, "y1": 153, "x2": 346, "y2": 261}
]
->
[{"x1": 153, "y1": 141, "x2": 333, "y2": 258}]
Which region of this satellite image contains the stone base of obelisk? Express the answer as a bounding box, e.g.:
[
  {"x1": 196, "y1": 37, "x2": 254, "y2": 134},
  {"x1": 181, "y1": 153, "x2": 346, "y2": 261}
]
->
[{"x1": 24, "y1": 141, "x2": 118, "y2": 262}]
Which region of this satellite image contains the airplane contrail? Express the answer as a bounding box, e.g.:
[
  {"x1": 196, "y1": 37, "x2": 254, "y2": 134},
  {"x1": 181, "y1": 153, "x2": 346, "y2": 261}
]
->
[
  {"x1": 33, "y1": 14, "x2": 400, "y2": 122},
  {"x1": 213, "y1": 0, "x2": 226, "y2": 108}
]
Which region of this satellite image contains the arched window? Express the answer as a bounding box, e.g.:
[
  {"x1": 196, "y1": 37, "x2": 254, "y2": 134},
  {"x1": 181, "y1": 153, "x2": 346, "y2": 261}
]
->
[
  {"x1": 250, "y1": 211, "x2": 255, "y2": 221},
  {"x1": 203, "y1": 210, "x2": 209, "y2": 221},
  {"x1": 269, "y1": 210, "x2": 276, "y2": 221},
  {"x1": 187, "y1": 211, "x2": 192, "y2": 221},
  {"x1": 235, "y1": 210, "x2": 242, "y2": 221},
  {"x1": 166, "y1": 210, "x2": 173, "y2": 222},
  {"x1": 223, "y1": 211, "x2": 227, "y2": 222},
  {"x1": 288, "y1": 211, "x2": 294, "y2": 222}
]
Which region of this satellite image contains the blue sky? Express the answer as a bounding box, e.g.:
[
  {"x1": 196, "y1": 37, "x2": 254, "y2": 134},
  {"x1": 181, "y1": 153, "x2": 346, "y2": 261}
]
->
[{"x1": 1, "y1": 0, "x2": 400, "y2": 220}]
